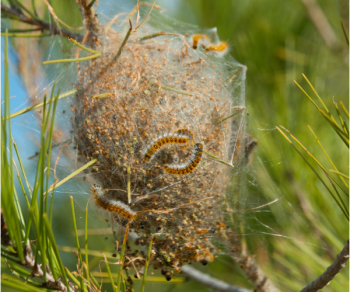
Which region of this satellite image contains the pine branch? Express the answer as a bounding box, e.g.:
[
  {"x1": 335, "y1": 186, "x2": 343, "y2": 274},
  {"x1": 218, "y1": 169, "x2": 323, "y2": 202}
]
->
[
  {"x1": 300, "y1": 239, "x2": 349, "y2": 292},
  {"x1": 225, "y1": 231, "x2": 281, "y2": 292},
  {"x1": 181, "y1": 265, "x2": 252, "y2": 292},
  {"x1": 1, "y1": 5, "x2": 83, "y2": 41},
  {"x1": 23, "y1": 245, "x2": 73, "y2": 291},
  {"x1": 76, "y1": 0, "x2": 100, "y2": 45},
  {"x1": 3, "y1": 244, "x2": 77, "y2": 291}
]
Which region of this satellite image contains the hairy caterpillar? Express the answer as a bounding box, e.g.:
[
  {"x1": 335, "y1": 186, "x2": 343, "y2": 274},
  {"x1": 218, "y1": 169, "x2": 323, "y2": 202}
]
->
[
  {"x1": 191, "y1": 34, "x2": 229, "y2": 55},
  {"x1": 191, "y1": 34, "x2": 211, "y2": 49},
  {"x1": 143, "y1": 131, "x2": 192, "y2": 161},
  {"x1": 164, "y1": 143, "x2": 203, "y2": 175},
  {"x1": 205, "y1": 41, "x2": 229, "y2": 55},
  {"x1": 174, "y1": 128, "x2": 194, "y2": 148},
  {"x1": 92, "y1": 185, "x2": 137, "y2": 220}
]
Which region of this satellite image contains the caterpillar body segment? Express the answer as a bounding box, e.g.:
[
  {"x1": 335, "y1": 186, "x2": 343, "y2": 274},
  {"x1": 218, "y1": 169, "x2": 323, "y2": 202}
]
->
[
  {"x1": 95, "y1": 196, "x2": 137, "y2": 219},
  {"x1": 174, "y1": 128, "x2": 194, "y2": 149},
  {"x1": 92, "y1": 185, "x2": 137, "y2": 220},
  {"x1": 205, "y1": 41, "x2": 229, "y2": 55},
  {"x1": 191, "y1": 34, "x2": 211, "y2": 50},
  {"x1": 164, "y1": 143, "x2": 204, "y2": 175},
  {"x1": 91, "y1": 184, "x2": 102, "y2": 197},
  {"x1": 143, "y1": 132, "x2": 191, "y2": 162},
  {"x1": 190, "y1": 34, "x2": 229, "y2": 56}
]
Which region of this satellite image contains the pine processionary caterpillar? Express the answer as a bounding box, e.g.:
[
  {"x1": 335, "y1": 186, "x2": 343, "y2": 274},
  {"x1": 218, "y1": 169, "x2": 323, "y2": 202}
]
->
[
  {"x1": 92, "y1": 185, "x2": 137, "y2": 220},
  {"x1": 143, "y1": 131, "x2": 192, "y2": 161},
  {"x1": 191, "y1": 34, "x2": 229, "y2": 55},
  {"x1": 91, "y1": 184, "x2": 102, "y2": 196},
  {"x1": 205, "y1": 42, "x2": 229, "y2": 54},
  {"x1": 174, "y1": 128, "x2": 194, "y2": 148},
  {"x1": 164, "y1": 143, "x2": 203, "y2": 175},
  {"x1": 191, "y1": 34, "x2": 211, "y2": 49}
]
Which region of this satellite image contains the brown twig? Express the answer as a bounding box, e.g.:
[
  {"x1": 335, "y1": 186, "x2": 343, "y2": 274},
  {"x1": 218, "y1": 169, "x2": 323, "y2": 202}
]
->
[
  {"x1": 76, "y1": 0, "x2": 100, "y2": 45},
  {"x1": 43, "y1": 0, "x2": 84, "y2": 32},
  {"x1": 300, "y1": 239, "x2": 349, "y2": 292},
  {"x1": 181, "y1": 265, "x2": 252, "y2": 292},
  {"x1": 119, "y1": 2, "x2": 165, "y2": 28},
  {"x1": 224, "y1": 231, "x2": 281, "y2": 292},
  {"x1": 138, "y1": 196, "x2": 214, "y2": 215},
  {"x1": 75, "y1": 29, "x2": 90, "y2": 59},
  {"x1": 96, "y1": 19, "x2": 132, "y2": 77},
  {"x1": 22, "y1": 245, "x2": 77, "y2": 291},
  {"x1": 186, "y1": 57, "x2": 209, "y2": 70},
  {"x1": 1, "y1": 5, "x2": 82, "y2": 41},
  {"x1": 138, "y1": 31, "x2": 190, "y2": 55}
]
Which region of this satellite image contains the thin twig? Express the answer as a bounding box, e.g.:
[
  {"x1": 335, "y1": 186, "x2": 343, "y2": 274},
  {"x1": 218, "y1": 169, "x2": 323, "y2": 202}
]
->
[
  {"x1": 132, "y1": 1, "x2": 157, "y2": 32},
  {"x1": 43, "y1": 0, "x2": 84, "y2": 32},
  {"x1": 1, "y1": 5, "x2": 82, "y2": 41},
  {"x1": 139, "y1": 197, "x2": 214, "y2": 215},
  {"x1": 112, "y1": 19, "x2": 133, "y2": 63},
  {"x1": 181, "y1": 265, "x2": 252, "y2": 292},
  {"x1": 86, "y1": 0, "x2": 97, "y2": 10},
  {"x1": 203, "y1": 150, "x2": 235, "y2": 169},
  {"x1": 127, "y1": 2, "x2": 165, "y2": 21},
  {"x1": 159, "y1": 84, "x2": 192, "y2": 96},
  {"x1": 118, "y1": 2, "x2": 164, "y2": 28},
  {"x1": 46, "y1": 159, "x2": 98, "y2": 194},
  {"x1": 20, "y1": 245, "x2": 75, "y2": 291},
  {"x1": 4, "y1": 89, "x2": 78, "y2": 120},
  {"x1": 138, "y1": 31, "x2": 190, "y2": 55},
  {"x1": 225, "y1": 232, "x2": 281, "y2": 292},
  {"x1": 76, "y1": 0, "x2": 100, "y2": 44},
  {"x1": 300, "y1": 239, "x2": 349, "y2": 292},
  {"x1": 215, "y1": 107, "x2": 245, "y2": 125},
  {"x1": 227, "y1": 195, "x2": 285, "y2": 213},
  {"x1": 0, "y1": 32, "x2": 50, "y2": 37}
]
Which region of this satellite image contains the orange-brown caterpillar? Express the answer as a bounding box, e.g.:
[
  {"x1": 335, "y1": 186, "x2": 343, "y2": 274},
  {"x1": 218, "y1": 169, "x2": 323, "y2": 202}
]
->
[
  {"x1": 205, "y1": 41, "x2": 229, "y2": 54},
  {"x1": 164, "y1": 143, "x2": 203, "y2": 175},
  {"x1": 174, "y1": 128, "x2": 194, "y2": 148},
  {"x1": 92, "y1": 185, "x2": 137, "y2": 220},
  {"x1": 191, "y1": 34, "x2": 229, "y2": 55},
  {"x1": 143, "y1": 132, "x2": 191, "y2": 161},
  {"x1": 191, "y1": 34, "x2": 211, "y2": 49}
]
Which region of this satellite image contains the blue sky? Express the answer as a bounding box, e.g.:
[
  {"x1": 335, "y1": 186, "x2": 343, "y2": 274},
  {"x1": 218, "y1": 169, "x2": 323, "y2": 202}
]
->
[{"x1": 2, "y1": 36, "x2": 46, "y2": 185}]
